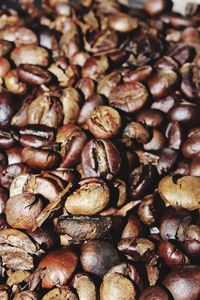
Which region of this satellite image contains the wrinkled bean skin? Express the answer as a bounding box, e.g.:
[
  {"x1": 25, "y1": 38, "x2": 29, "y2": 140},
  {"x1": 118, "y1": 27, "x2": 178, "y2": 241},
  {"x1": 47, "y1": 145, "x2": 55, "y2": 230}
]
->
[{"x1": 0, "y1": 1, "x2": 199, "y2": 299}]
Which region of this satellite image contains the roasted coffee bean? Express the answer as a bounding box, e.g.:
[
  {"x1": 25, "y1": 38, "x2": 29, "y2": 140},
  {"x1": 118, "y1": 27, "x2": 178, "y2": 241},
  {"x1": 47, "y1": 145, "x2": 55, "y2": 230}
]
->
[
  {"x1": 109, "y1": 13, "x2": 138, "y2": 32},
  {"x1": 182, "y1": 225, "x2": 200, "y2": 258},
  {"x1": 5, "y1": 193, "x2": 44, "y2": 230},
  {"x1": 42, "y1": 287, "x2": 78, "y2": 300},
  {"x1": 144, "y1": 129, "x2": 165, "y2": 151},
  {"x1": 6, "y1": 147, "x2": 23, "y2": 164},
  {"x1": 80, "y1": 240, "x2": 120, "y2": 277},
  {"x1": 5, "y1": 69, "x2": 27, "y2": 95},
  {"x1": 22, "y1": 147, "x2": 61, "y2": 171},
  {"x1": 163, "y1": 265, "x2": 200, "y2": 300},
  {"x1": 158, "y1": 240, "x2": 189, "y2": 266},
  {"x1": 56, "y1": 124, "x2": 87, "y2": 168},
  {"x1": 160, "y1": 217, "x2": 185, "y2": 241},
  {"x1": 18, "y1": 64, "x2": 52, "y2": 85},
  {"x1": 86, "y1": 106, "x2": 121, "y2": 139},
  {"x1": 0, "y1": 186, "x2": 8, "y2": 214},
  {"x1": 123, "y1": 65, "x2": 152, "y2": 83},
  {"x1": 180, "y1": 63, "x2": 200, "y2": 100},
  {"x1": 100, "y1": 272, "x2": 136, "y2": 300},
  {"x1": 157, "y1": 148, "x2": 178, "y2": 175},
  {"x1": 139, "y1": 285, "x2": 170, "y2": 300},
  {"x1": 0, "y1": 40, "x2": 12, "y2": 57},
  {"x1": 0, "y1": 26, "x2": 38, "y2": 45},
  {"x1": 0, "y1": 93, "x2": 18, "y2": 126},
  {"x1": 168, "y1": 103, "x2": 200, "y2": 128},
  {"x1": 138, "y1": 194, "x2": 162, "y2": 226},
  {"x1": 54, "y1": 215, "x2": 112, "y2": 242},
  {"x1": 0, "y1": 285, "x2": 10, "y2": 299},
  {"x1": 0, "y1": 163, "x2": 30, "y2": 189},
  {"x1": 155, "y1": 56, "x2": 179, "y2": 70},
  {"x1": 72, "y1": 273, "x2": 96, "y2": 300},
  {"x1": 13, "y1": 291, "x2": 38, "y2": 300},
  {"x1": 11, "y1": 45, "x2": 49, "y2": 67},
  {"x1": 144, "y1": 0, "x2": 171, "y2": 16},
  {"x1": 27, "y1": 93, "x2": 63, "y2": 128},
  {"x1": 121, "y1": 216, "x2": 142, "y2": 239},
  {"x1": 82, "y1": 56, "x2": 109, "y2": 81},
  {"x1": 81, "y1": 139, "x2": 121, "y2": 180},
  {"x1": 0, "y1": 58, "x2": 10, "y2": 78},
  {"x1": 61, "y1": 87, "x2": 81, "y2": 125},
  {"x1": 122, "y1": 121, "x2": 151, "y2": 146},
  {"x1": 151, "y1": 92, "x2": 180, "y2": 113},
  {"x1": 148, "y1": 70, "x2": 178, "y2": 99},
  {"x1": 27, "y1": 228, "x2": 55, "y2": 251},
  {"x1": 76, "y1": 77, "x2": 96, "y2": 100},
  {"x1": 78, "y1": 93, "x2": 104, "y2": 125},
  {"x1": 158, "y1": 175, "x2": 200, "y2": 211},
  {"x1": 97, "y1": 72, "x2": 121, "y2": 98},
  {"x1": 166, "y1": 121, "x2": 184, "y2": 150},
  {"x1": 19, "y1": 125, "x2": 56, "y2": 148},
  {"x1": 113, "y1": 178, "x2": 127, "y2": 208},
  {"x1": 130, "y1": 164, "x2": 158, "y2": 199},
  {"x1": 109, "y1": 81, "x2": 148, "y2": 113},
  {"x1": 182, "y1": 132, "x2": 200, "y2": 159},
  {"x1": 39, "y1": 248, "x2": 78, "y2": 288},
  {"x1": 167, "y1": 44, "x2": 195, "y2": 65},
  {"x1": 136, "y1": 109, "x2": 165, "y2": 128},
  {"x1": 0, "y1": 127, "x2": 19, "y2": 149},
  {"x1": 118, "y1": 238, "x2": 155, "y2": 262},
  {"x1": 65, "y1": 177, "x2": 110, "y2": 216},
  {"x1": 189, "y1": 155, "x2": 200, "y2": 176}
]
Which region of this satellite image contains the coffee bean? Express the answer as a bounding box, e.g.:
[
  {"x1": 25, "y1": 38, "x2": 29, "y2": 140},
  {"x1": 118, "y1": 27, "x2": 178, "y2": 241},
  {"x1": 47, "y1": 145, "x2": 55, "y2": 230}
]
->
[{"x1": 139, "y1": 285, "x2": 170, "y2": 300}]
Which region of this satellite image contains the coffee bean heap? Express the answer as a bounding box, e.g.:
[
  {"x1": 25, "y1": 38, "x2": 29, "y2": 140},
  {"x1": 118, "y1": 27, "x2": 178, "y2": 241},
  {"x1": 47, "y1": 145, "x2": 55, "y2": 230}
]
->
[{"x1": 0, "y1": 0, "x2": 200, "y2": 299}]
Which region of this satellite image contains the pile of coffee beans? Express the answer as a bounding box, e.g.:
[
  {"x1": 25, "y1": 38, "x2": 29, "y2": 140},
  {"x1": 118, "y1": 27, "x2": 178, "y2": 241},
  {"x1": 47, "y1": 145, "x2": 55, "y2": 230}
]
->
[{"x1": 0, "y1": 0, "x2": 200, "y2": 298}]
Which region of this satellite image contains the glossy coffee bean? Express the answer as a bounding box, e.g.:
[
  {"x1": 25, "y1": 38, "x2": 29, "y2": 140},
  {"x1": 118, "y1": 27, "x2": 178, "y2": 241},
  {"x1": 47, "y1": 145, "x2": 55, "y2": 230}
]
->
[
  {"x1": 144, "y1": 0, "x2": 171, "y2": 16},
  {"x1": 168, "y1": 103, "x2": 200, "y2": 128},
  {"x1": 109, "y1": 13, "x2": 138, "y2": 32},
  {"x1": 182, "y1": 132, "x2": 200, "y2": 159},
  {"x1": 80, "y1": 240, "x2": 120, "y2": 277},
  {"x1": 0, "y1": 93, "x2": 17, "y2": 126},
  {"x1": 86, "y1": 106, "x2": 121, "y2": 139},
  {"x1": 158, "y1": 240, "x2": 189, "y2": 266},
  {"x1": 65, "y1": 177, "x2": 110, "y2": 216},
  {"x1": 18, "y1": 64, "x2": 52, "y2": 85},
  {"x1": 39, "y1": 248, "x2": 78, "y2": 288},
  {"x1": 136, "y1": 109, "x2": 165, "y2": 128},
  {"x1": 123, "y1": 65, "x2": 152, "y2": 83},
  {"x1": 139, "y1": 285, "x2": 170, "y2": 300},
  {"x1": 189, "y1": 155, "x2": 200, "y2": 176},
  {"x1": 109, "y1": 81, "x2": 148, "y2": 113},
  {"x1": 81, "y1": 139, "x2": 121, "y2": 180}
]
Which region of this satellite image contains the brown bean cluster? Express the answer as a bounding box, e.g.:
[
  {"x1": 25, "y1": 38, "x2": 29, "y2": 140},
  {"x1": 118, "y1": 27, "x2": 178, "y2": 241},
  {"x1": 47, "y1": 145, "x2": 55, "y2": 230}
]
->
[{"x1": 0, "y1": 0, "x2": 200, "y2": 299}]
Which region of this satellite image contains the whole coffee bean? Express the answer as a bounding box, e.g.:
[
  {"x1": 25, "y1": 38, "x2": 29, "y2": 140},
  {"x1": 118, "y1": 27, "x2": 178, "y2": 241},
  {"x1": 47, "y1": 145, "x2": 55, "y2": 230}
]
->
[
  {"x1": 136, "y1": 109, "x2": 165, "y2": 128},
  {"x1": 27, "y1": 228, "x2": 55, "y2": 251},
  {"x1": 5, "y1": 69, "x2": 27, "y2": 95},
  {"x1": 0, "y1": 93, "x2": 18, "y2": 126},
  {"x1": 109, "y1": 13, "x2": 138, "y2": 32},
  {"x1": 144, "y1": 129, "x2": 165, "y2": 151},
  {"x1": 168, "y1": 44, "x2": 195, "y2": 65},
  {"x1": 65, "y1": 177, "x2": 110, "y2": 216},
  {"x1": 113, "y1": 178, "x2": 127, "y2": 208},
  {"x1": 139, "y1": 285, "x2": 170, "y2": 300},
  {"x1": 18, "y1": 64, "x2": 52, "y2": 85},
  {"x1": 80, "y1": 240, "x2": 120, "y2": 277},
  {"x1": 182, "y1": 225, "x2": 200, "y2": 258},
  {"x1": 158, "y1": 241, "x2": 189, "y2": 266},
  {"x1": 144, "y1": 0, "x2": 171, "y2": 16},
  {"x1": 56, "y1": 124, "x2": 87, "y2": 168},
  {"x1": 86, "y1": 106, "x2": 121, "y2": 139},
  {"x1": 19, "y1": 125, "x2": 56, "y2": 148},
  {"x1": 157, "y1": 148, "x2": 178, "y2": 175},
  {"x1": 182, "y1": 132, "x2": 200, "y2": 159},
  {"x1": 97, "y1": 72, "x2": 121, "y2": 98},
  {"x1": 61, "y1": 87, "x2": 81, "y2": 125},
  {"x1": 39, "y1": 248, "x2": 78, "y2": 288},
  {"x1": 148, "y1": 70, "x2": 178, "y2": 99},
  {"x1": 27, "y1": 93, "x2": 63, "y2": 128},
  {"x1": 0, "y1": 40, "x2": 12, "y2": 57},
  {"x1": 71, "y1": 51, "x2": 90, "y2": 67},
  {"x1": 49, "y1": 168, "x2": 79, "y2": 183},
  {"x1": 166, "y1": 121, "x2": 184, "y2": 150},
  {"x1": 159, "y1": 175, "x2": 200, "y2": 211},
  {"x1": 173, "y1": 159, "x2": 190, "y2": 176},
  {"x1": 180, "y1": 63, "x2": 200, "y2": 100},
  {"x1": 54, "y1": 215, "x2": 112, "y2": 242},
  {"x1": 122, "y1": 121, "x2": 151, "y2": 146},
  {"x1": 78, "y1": 93, "x2": 104, "y2": 125},
  {"x1": 72, "y1": 273, "x2": 96, "y2": 300},
  {"x1": 81, "y1": 139, "x2": 121, "y2": 180},
  {"x1": 121, "y1": 216, "x2": 142, "y2": 239},
  {"x1": 130, "y1": 164, "x2": 158, "y2": 199},
  {"x1": 189, "y1": 155, "x2": 200, "y2": 176},
  {"x1": 168, "y1": 103, "x2": 200, "y2": 128},
  {"x1": 11, "y1": 45, "x2": 49, "y2": 67},
  {"x1": 138, "y1": 194, "x2": 161, "y2": 226},
  {"x1": 13, "y1": 291, "x2": 38, "y2": 300},
  {"x1": 123, "y1": 65, "x2": 152, "y2": 83},
  {"x1": 163, "y1": 265, "x2": 200, "y2": 300},
  {"x1": 76, "y1": 77, "x2": 96, "y2": 100},
  {"x1": 109, "y1": 81, "x2": 148, "y2": 113},
  {"x1": 42, "y1": 287, "x2": 78, "y2": 300},
  {"x1": 155, "y1": 56, "x2": 179, "y2": 70},
  {"x1": 22, "y1": 147, "x2": 61, "y2": 171},
  {"x1": 0, "y1": 26, "x2": 38, "y2": 45},
  {"x1": 100, "y1": 272, "x2": 136, "y2": 300},
  {"x1": 5, "y1": 193, "x2": 44, "y2": 230}
]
